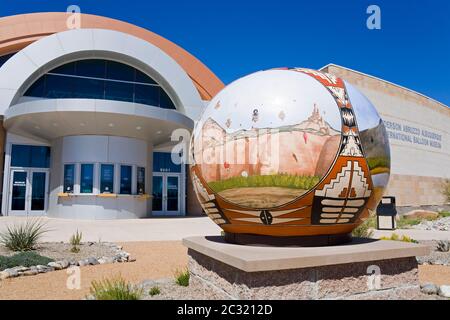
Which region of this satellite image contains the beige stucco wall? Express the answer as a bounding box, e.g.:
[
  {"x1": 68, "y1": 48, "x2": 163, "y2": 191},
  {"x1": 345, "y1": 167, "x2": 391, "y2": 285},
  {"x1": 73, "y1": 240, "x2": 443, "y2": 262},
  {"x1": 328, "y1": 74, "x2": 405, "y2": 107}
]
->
[{"x1": 322, "y1": 65, "x2": 450, "y2": 207}]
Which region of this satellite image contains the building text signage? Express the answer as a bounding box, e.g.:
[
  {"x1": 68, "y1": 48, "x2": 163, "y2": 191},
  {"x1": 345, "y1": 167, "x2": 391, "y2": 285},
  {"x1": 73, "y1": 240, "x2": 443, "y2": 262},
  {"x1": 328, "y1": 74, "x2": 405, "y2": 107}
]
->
[{"x1": 383, "y1": 120, "x2": 442, "y2": 149}]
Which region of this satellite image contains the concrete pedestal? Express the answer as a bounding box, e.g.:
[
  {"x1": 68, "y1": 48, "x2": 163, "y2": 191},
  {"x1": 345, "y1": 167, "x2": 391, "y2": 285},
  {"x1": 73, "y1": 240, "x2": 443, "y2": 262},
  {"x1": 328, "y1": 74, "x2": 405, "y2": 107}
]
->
[{"x1": 183, "y1": 236, "x2": 430, "y2": 300}]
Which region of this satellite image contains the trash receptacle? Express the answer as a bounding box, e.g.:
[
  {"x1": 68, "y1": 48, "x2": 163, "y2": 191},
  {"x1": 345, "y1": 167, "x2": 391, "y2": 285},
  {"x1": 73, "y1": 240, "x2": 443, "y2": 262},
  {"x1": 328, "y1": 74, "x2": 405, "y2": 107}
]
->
[{"x1": 376, "y1": 196, "x2": 397, "y2": 230}]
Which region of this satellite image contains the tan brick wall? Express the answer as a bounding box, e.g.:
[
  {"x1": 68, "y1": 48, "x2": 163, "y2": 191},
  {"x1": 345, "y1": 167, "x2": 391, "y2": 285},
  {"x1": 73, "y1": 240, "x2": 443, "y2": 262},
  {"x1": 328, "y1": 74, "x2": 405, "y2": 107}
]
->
[{"x1": 385, "y1": 174, "x2": 448, "y2": 207}]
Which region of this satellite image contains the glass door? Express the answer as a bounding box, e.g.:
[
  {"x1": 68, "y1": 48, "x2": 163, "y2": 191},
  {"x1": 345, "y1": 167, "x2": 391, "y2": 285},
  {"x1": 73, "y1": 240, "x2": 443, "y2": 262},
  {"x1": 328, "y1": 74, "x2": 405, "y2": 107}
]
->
[
  {"x1": 152, "y1": 174, "x2": 164, "y2": 215},
  {"x1": 9, "y1": 170, "x2": 28, "y2": 215},
  {"x1": 152, "y1": 173, "x2": 181, "y2": 215},
  {"x1": 9, "y1": 169, "x2": 48, "y2": 216},
  {"x1": 166, "y1": 175, "x2": 180, "y2": 214},
  {"x1": 29, "y1": 171, "x2": 48, "y2": 215}
]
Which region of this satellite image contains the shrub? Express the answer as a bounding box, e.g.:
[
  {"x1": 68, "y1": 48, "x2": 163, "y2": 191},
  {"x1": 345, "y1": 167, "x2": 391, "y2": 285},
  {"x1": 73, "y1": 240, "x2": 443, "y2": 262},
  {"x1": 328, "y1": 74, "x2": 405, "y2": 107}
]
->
[
  {"x1": 149, "y1": 286, "x2": 161, "y2": 296},
  {"x1": 174, "y1": 268, "x2": 190, "y2": 287},
  {"x1": 0, "y1": 252, "x2": 54, "y2": 271},
  {"x1": 352, "y1": 218, "x2": 374, "y2": 238},
  {"x1": 69, "y1": 230, "x2": 82, "y2": 253},
  {"x1": 379, "y1": 233, "x2": 418, "y2": 243},
  {"x1": 89, "y1": 276, "x2": 143, "y2": 300},
  {"x1": 0, "y1": 219, "x2": 49, "y2": 251}
]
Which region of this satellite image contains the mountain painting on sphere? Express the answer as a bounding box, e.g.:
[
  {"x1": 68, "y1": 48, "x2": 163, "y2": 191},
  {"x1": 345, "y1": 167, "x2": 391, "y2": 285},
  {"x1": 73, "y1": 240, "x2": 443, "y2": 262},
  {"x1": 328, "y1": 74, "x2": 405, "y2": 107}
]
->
[{"x1": 193, "y1": 73, "x2": 343, "y2": 209}]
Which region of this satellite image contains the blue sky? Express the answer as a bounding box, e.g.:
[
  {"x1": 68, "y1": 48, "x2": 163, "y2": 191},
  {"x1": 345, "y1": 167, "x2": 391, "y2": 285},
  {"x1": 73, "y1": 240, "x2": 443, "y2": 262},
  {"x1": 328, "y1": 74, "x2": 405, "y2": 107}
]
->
[{"x1": 1, "y1": 0, "x2": 449, "y2": 106}]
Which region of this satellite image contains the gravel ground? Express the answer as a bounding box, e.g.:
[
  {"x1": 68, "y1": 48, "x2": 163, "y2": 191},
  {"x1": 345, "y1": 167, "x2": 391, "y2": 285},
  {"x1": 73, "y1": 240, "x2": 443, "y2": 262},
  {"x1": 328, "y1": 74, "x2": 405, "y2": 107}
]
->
[
  {"x1": 413, "y1": 217, "x2": 450, "y2": 231},
  {"x1": 416, "y1": 240, "x2": 450, "y2": 265},
  {"x1": 0, "y1": 241, "x2": 448, "y2": 300},
  {"x1": 0, "y1": 242, "x2": 117, "y2": 262},
  {"x1": 140, "y1": 278, "x2": 227, "y2": 300},
  {"x1": 0, "y1": 241, "x2": 187, "y2": 300}
]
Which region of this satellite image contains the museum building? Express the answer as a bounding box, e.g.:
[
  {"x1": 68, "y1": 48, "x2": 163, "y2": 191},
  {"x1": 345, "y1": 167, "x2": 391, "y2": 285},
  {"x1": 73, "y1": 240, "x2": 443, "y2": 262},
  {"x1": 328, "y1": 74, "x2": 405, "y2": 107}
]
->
[{"x1": 0, "y1": 12, "x2": 448, "y2": 219}]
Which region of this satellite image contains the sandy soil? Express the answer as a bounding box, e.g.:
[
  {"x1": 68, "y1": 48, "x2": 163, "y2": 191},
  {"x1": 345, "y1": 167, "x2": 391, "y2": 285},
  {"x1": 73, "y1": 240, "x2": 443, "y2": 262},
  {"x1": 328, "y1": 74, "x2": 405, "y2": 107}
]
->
[
  {"x1": 218, "y1": 187, "x2": 306, "y2": 208},
  {"x1": 419, "y1": 265, "x2": 450, "y2": 286},
  {"x1": 0, "y1": 241, "x2": 187, "y2": 300},
  {"x1": 0, "y1": 241, "x2": 449, "y2": 300}
]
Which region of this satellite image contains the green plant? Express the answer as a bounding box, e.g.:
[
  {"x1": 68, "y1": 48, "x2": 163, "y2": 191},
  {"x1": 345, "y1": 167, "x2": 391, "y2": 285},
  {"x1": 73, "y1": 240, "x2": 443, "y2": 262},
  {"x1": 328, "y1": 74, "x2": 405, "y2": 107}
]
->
[
  {"x1": 396, "y1": 217, "x2": 422, "y2": 229},
  {"x1": 89, "y1": 276, "x2": 143, "y2": 300},
  {"x1": 174, "y1": 268, "x2": 190, "y2": 287},
  {"x1": 379, "y1": 233, "x2": 418, "y2": 243},
  {"x1": 436, "y1": 240, "x2": 450, "y2": 252},
  {"x1": 0, "y1": 252, "x2": 53, "y2": 271},
  {"x1": 149, "y1": 286, "x2": 161, "y2": 296},
  {"x1": 0, "y1": 219, "x2": 49, "y2": 251},
  {"x1": 69, "y1": 230, "x2": 82, "y2": 253},
  {"x1": 208, "y1": 174, "x2": 321, "y2": 193},
  {"x1": 352, "y1": 218, "x2": 375, "y2": 238}
]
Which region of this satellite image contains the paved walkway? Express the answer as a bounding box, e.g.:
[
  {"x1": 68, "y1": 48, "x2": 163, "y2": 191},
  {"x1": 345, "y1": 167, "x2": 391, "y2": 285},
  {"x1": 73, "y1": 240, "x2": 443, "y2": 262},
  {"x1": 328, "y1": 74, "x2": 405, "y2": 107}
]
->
[
  {"x1": 0, "y1": 216, "x2": 222, "y2": 242},
  {"x1": 373, "y1": 229, "x2": 450, "y2": 241},
  {"x1": 0, "y1": 215, "x2": 448, "y2": 242}
]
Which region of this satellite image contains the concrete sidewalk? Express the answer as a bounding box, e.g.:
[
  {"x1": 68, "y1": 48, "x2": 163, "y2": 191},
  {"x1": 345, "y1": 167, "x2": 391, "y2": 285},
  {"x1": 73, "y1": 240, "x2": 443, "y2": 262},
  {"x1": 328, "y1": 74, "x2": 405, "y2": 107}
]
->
[
  {"x1": 0, "y1": 215, "x2": 448, "y2": 242},
  {"x1": 373, "y1": 229, "x2": 450, "y2": 241},
  {"x1": 0, "y1": 216, "x2": 222, "y2": 242}
]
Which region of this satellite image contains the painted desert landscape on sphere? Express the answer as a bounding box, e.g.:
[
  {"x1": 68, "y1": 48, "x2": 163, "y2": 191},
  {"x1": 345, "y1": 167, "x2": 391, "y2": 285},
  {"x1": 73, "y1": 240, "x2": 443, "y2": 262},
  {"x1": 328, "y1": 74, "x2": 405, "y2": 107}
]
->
[{"x1": 194, "y1": 103, "x2": 342, "y2": 208}]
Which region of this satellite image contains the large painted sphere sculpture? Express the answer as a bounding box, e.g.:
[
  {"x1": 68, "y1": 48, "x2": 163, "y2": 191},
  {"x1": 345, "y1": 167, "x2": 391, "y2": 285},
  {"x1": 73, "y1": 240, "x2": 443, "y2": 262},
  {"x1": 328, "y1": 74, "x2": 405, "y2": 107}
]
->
[{"x1": 190, "y1": 68, "x2": 390, "y2": 242}]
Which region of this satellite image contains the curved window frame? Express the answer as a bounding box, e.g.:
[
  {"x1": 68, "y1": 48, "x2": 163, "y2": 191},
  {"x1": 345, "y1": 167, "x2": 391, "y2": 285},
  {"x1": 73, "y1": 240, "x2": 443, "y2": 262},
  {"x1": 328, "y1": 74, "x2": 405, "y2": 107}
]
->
[{"x1": 23, "y1": 59, "x2": 176, "y2": 110}]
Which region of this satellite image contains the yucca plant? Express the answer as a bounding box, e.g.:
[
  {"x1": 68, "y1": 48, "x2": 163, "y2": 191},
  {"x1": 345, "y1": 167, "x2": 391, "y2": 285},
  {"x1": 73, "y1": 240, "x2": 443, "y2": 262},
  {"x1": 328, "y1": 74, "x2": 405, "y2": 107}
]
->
[
  {"x1": 174, "y1": 268, "x2": 190, "y2": 287},
  {"x1": 70, "y1": 230, "x2": 83, "y2": 253},
  {"x1": 0, "y1": 219, "x2": 49, "y2": 251},
  {"x1": 89, "y1": 276, "x2": 143, "y2": 300},
  {"x1": 436, "y1": 240, "x2": 450, "y2": 252}
]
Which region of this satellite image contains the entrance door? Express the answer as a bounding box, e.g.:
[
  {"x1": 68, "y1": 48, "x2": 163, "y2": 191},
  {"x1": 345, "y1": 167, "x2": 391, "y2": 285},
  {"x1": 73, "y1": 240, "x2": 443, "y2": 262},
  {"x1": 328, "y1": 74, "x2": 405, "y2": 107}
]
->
[
  {"x1": 152, "y1": 173, "x2": 181, "y2": 215},
  {"x1": 9, "y1": 169, "x2": 48, "y2": 216}
]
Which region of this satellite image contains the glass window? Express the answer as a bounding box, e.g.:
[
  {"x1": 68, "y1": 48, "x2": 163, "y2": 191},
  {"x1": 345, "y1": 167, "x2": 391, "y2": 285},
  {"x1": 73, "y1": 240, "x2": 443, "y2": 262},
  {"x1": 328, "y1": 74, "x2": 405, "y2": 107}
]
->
[
  {"x1": 11, "y1": 145, "x2": 50, "y2": 168},
  {"x1": 23, "y1": 59, "x2": 176, "y2": 109},
  {"x1": 51, "y1": 62, "x2": 76, "y2": 75},
  {"x1": 105, "y1": 81, "x2": 134, "y2": 102},
  {"x1": 135, "y1": 84, "x2": 159, "y2": 106},
  {"x1": 100, "y1": 164, "x2": 115, "y2": 193},
  {"x1": 76, "y1": 59, "x2": 106, "y2": 78},
  {"x1": 137, "y1": 167, "x2": 145, "y2": 195},
  {"x1": 159, "y1": 89, "x2": 176, "y2": 109},
  {"x1": 80, "y1": 164, "x2": 94, "y2": 193},
  {"x1": 153, "y1": 152, "x2": 181, "y2": 173},
  {"x1": 106, "y1": 60, "x2": 135, "y2": 81},
  {"x1": 120, "y1": 165, "x2": 132, "y2": 194},
  {"x1": 72, "y1": 77, "x2": 105, "y2": 99},
  {"x1": 44, "y1": 74, "x2": 74, "y2": 99},
  {"x1": 63, "y1": 164, "x2": 75, "y2": 193},
  {"x1": 135, "y1": 69, "x2": 156, "y2": 84}
]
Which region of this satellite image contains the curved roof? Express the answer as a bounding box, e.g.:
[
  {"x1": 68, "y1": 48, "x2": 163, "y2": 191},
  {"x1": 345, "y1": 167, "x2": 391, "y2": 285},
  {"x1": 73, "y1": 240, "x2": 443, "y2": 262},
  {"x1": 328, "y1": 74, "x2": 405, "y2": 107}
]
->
[{"x1": 0, "y1": 12, "x2": 224, "y2": 100}]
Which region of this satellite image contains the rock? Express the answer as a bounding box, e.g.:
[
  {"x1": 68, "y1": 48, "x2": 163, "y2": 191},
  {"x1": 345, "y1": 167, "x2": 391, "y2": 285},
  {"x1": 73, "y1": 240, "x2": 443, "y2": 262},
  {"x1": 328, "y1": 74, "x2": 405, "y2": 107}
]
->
[
  {"x1": 78, "y1": 260, "x2": 89, "y2": 266},
  {"x1": 0, "y1": 271, "x2": 10, "y2": 280},
  {"x1": 36, "y1": 265, "x2": 51, "y2": 273},
  {"x1": 438, "y1": 285, "x2": 450, "y2": 298},
  {"x1": 128, "y1": 256, "x2": 136, "y2": 263},
  {"x1": 48, "y1": 262, "x2": 63, "y2": 270},
  {"x1": 3, "y1": 268, "x2": 18, "y2": 278},
  {"x1": 58, "y1": 260, "x2": 70, "y2": 269},
  {"x1": 404, "y1": 210, "x2": 439, "y2": 220},
  {"x1": 421, "y1": 283, "x2": 439, "y2": 295},
  {"x1": 23, "y1": 268, "x2": 39, "y2": 276},
  {"x1": 14, "y1": 266, "x2": 29, "y2": 272},
  {"x1": 116, "y1": 245, "x2": 123, "y2": 250},
  {"x1": 87, "y1": 257, "x2": 99, "y2": 265}
]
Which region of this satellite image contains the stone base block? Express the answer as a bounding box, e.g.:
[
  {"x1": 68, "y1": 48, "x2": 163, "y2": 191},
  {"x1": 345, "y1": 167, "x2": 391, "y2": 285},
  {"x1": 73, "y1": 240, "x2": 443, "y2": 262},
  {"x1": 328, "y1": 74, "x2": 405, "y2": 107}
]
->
[{"x1": 183, "y1": 236, "x2": 430, "y2": 300}]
